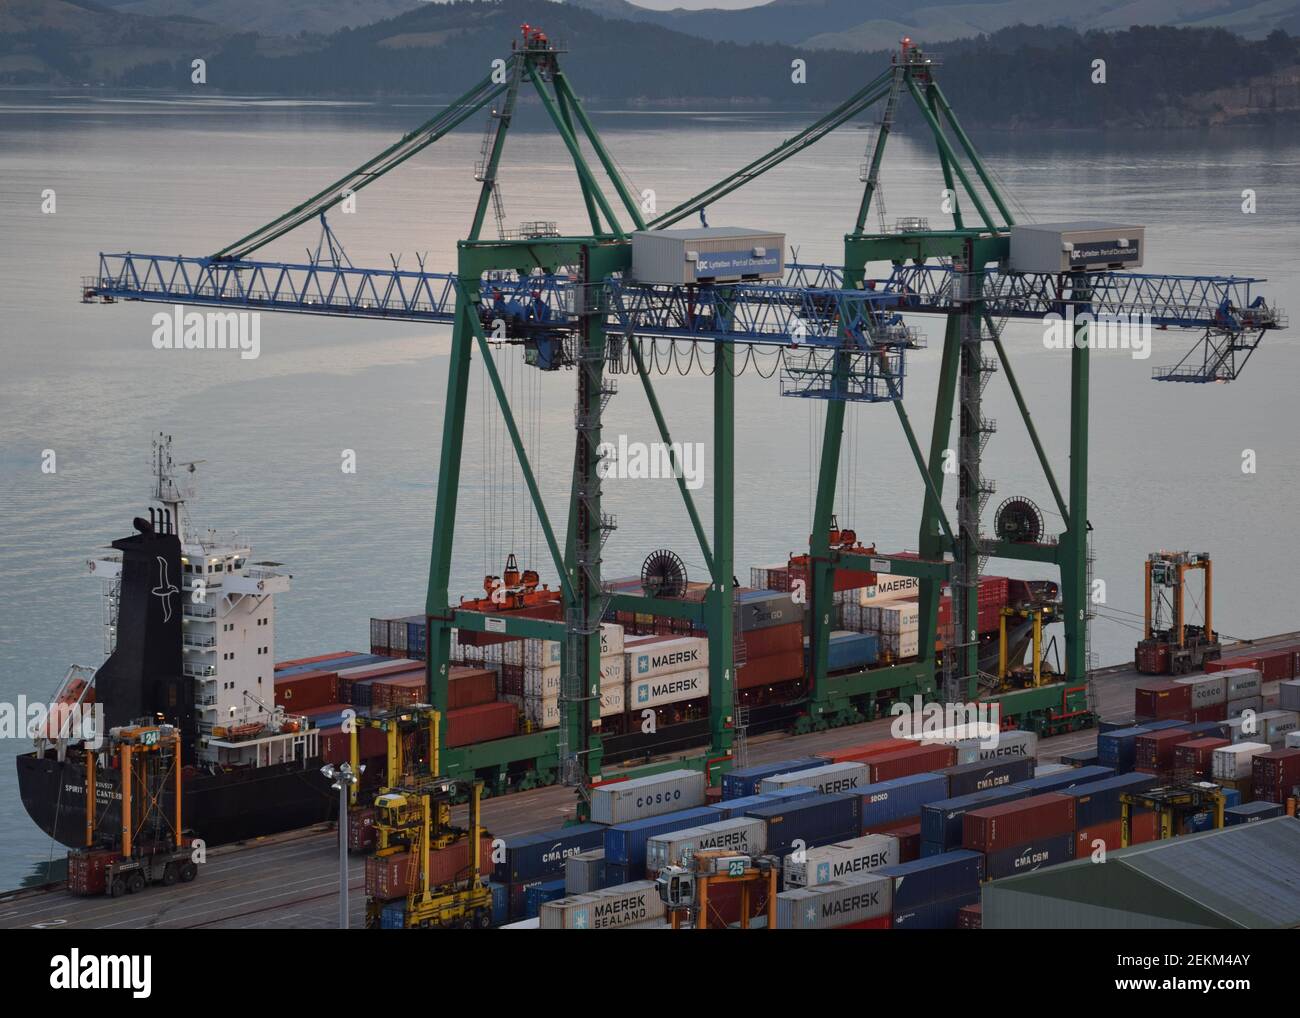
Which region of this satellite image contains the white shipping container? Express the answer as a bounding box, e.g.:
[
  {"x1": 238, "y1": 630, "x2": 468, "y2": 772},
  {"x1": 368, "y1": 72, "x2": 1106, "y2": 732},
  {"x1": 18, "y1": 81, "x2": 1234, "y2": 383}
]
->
[
  {"x1": 629, "y1": 667, "x2": 708, "y2": 711},
  {"x1": 1287, "y1": 731, "x2": 1300, "y2": 750},
  {"x1": 760, "y1": 762, "x2": 870, "y2": 796},
  {"x1": 539, "y1": 881, "x2": 666, "y2": 930},
  {"x1": 955, "y1": 729, "x2": 1038, "y2": 765},
  {"x1": 522, "y1": 624, "x2": 625, "y2": 667},
  {"x1": 1211, "y1": 742, "x2": 1272, "y2": 780},
  {"x1": 775, "y1": 873, "x2": 893, "y2": 930},
  {"x1": 1280, "y1": 679, "x2": 1300, "y2": 713},
  {"x1": 882, "y1": 631, "x2": 920, "y2": 658},
  {"x1": 875, "y1": 601, "x2": 920, "y2": 634},
  {"x1": 1173, "y1": 673, "x2": 1227, "y2": 707},
  {"x1": 644, "y1": 817, "x2": 767, "y2": 875},
  {"x1": 530, "y1": 687, "x2": 625, "y2": 727},
  {"x1": 625, "y1": 636, "x2": 708, "y2": 680},
  {"x1": 784, "y1": 835, "x2": 900, "y2": 888},
  {"x1": 1219, "y1": 667, "x2": 1263, "y2": 700},
  {"x1": 858, "y1": 574, "x2": 920, "y2": 606},
  {"x1": 526, "y1": 656, "x2": 625, "y2": 698},
  {"x1": 590, "y1": 768, "x2": 707, "y2": 824}
]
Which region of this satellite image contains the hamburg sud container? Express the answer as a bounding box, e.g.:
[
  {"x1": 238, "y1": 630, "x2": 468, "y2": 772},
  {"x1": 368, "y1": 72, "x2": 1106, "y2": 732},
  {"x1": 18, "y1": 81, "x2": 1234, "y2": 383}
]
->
[
  {"x1": 860, "y1": 773, "x2": 950, "y2": 832},
  {"x1": 722, "y1": 757, "x2": 828, "y2": 799},
  {"x1": 744, "y1": 793, "x2": 863, "y2": 856},
  {"x1": 760, "y1": 762, "x2": 869, "y2": 797},
  {"x1": 603, "y1": 807, "x2": 718, "y2": 880},
  {"x1": 539, "y1": 881, "x2": 666, "y2": 930},
  {"x1": 876, "y1": 850, "x2": 984, "y2": 915},
  {"x1": 784, "y1": 833, "x2": 900, "y2": 887},
  {"x1": 983, "y1": 833, "x2": 1076, "y2": 880},
  {"x1": 591, "y1": 769, "x2": 707, "y2": 824},
  {"x1": 939, "y1": 756, "x2": 1035, "y2": 797},
  {"x1": 707, "y1": 786, "x2": 817, "y2": 820},
  {"x1": 962, "y1": 793, "x2": 1076, "y2": 853},
  {"x1": 644, "y1": 817, "x2": 767, "y2": 875},
  {"x1": 775, "y1": 872, "x2": 893, "y2": 930}
]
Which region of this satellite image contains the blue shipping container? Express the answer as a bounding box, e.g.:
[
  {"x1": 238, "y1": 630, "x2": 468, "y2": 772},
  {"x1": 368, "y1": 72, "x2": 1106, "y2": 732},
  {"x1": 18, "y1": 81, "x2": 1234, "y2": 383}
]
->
[
  {"x1": 1225, "y1": 801, "x2": 1283, "y2": 825},
  {"x1": 276, "y1": 652, "x2": 385, "y2": 677},
  {"x1": 405, "y1": 616, "x2": 427, "y2": 657},
  {"x1": 921, "y1": 786, "x2": 1031, "y2": 851},
  {"x1": 860, "y1": 773, "x2": 950, "y2": 831},
  {"x1": 1059, "y1": 750, "x2": 1100, "y2": 767},
  {"x1": 488, "y1": 881, "x2": 509, "y2": 926},
  {"x1": 524, "y1": 878, "x2": 566, "y2": 918},
  {"x1": 892, "y1": 891, "x2": 980, "y2": 930},
  {"x1": 876, "y1": 849, "x2": 985, "y2": 910},
  {"x1": 1097, "y1": 726, "x2": 1152, "y2": 773},
  {"x1": 707, "y1": 786, "x2": 817, "y2": 820},
  {"x1": 603, "y1": 806, "x2": 718, "y2": 877},
  {"x1": 1058, "y1": 773, "x2": 1159, "y2": 827},
  {"x1": 939, "y1": 757, "x2": 1035, "y2": 797},
  {"x1": 722, "y1": 757, "x2": 828, "y2": 799},
  {"x1": 803, "y1": 631, "x2": 879, "y2": 672},
  {"x1": 984, "y1": 833, "x2": 1075, "y2": 880},
  {"x1": 1222, "y1": 787, "x2": 1242, "y2": 810},
  {"x1": 604, "y1": 862, "x2": 629, "y2": 886},
  {"x1": 745, "y1": 793, "x2": 862, "y2": 856},
  {"x1": 493, "y1": 822, "x2": 606, "y2": 884},
  {"x1": 1011, "y1": 765, "x2": 1115, "y2": 796},
  {"x1": 380, "y1": 901, "x2": 406, "y2": 929}
]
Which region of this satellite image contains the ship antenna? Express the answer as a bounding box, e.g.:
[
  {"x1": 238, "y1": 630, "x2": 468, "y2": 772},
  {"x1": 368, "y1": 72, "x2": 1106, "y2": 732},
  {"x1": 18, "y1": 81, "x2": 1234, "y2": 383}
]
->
[{"x1": 152, "y1": 433, "x2": 205, "y2": 541}]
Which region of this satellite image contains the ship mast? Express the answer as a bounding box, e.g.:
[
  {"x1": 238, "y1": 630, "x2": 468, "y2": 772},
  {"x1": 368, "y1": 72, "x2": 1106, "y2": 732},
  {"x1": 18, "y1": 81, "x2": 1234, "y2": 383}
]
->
[{"x1": 152, "y1": 433, "x2": 202, "y2": 542}]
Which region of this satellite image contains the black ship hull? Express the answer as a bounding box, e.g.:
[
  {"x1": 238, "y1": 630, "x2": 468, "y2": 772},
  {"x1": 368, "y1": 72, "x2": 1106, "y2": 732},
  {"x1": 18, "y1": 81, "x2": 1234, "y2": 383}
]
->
[{"x1": 17, "y1": 749, "x2": 338, "y2": 849}]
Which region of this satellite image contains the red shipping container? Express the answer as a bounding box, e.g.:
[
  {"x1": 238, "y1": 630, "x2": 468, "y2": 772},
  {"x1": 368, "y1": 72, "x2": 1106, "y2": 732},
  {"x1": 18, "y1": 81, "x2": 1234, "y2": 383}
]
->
[
  {"x1": 449, "y1": 666, "x2": 497, "y2": 709},
  {"x1": 1075, "y1": 820, "x2": 1123, "y2": 859},
  {"x1": 67, "y1": 848, "x2": 116, "y2": 896},
  {"x1": 1206, "y1": 649, "x2": 1300, "y2": 681},
  {"x1": 957, "y1": 903, "x2": 982, "y2": 929},
  {"x1": 1130, "y1": 811, "x2": 1158, "y2": 845},
  {"x1": 963, "y1": 793, "x2": 1076, "y2": 853},
  {"x1": 319, "y1": 724, "x2": 387, "y2": 765},
  {"x1": 298, "y1": 701, "x2": 351, "y2": 719},
  {"x1": 699, "y1": 878, "x2": 771, "y2": 928},
  {"x1": 1192, "y1": 704, "x2": 1227, "y2": 723},
  {"x1": 838, "y1": 916, "x2": 892, "y2": 930},
  {"x1": 1135, "y1": 642, "x2": 1170, "y2": 675},
  {"x1": 348, "y1": 806, "x2": 378, "y2": 854},
  {"x1": 1172, "y1": 737, "x2": 1229, "y2": 779},
  {"x1": 740, "y1": 622, "x2": 803, "y2": 659},
  {"x1": 275, "y1": 650, "x2": 361, "y2": 672},
  {"x1": 1252, "y1": 748, "x2": 1300, "y2": 803},
  {"x1": 457, "y1": 601, "x2": 562, "y2": 647},
  {"x1": 1135, "y1": 729, "x2": 1193, "y2": 773},
  {"x1": 446, "y1": 701, "x2": 516, "y2": 747},
  {"x1": 365, "y1": 835, "x2": 494, "y2": 899},
  {"x1": 867, "y1": 744, "x2": 957, "y2": 783},
  {"x1": 1134, "y1": 680, "x2": 1192, "y2": 720},
  {"x1": 885, "y1": 821, "x2": 922, "y2": 862},
  {"x1": 737, "y1": 649, "x2": 804, "y2": 689},
  {"x1": 825, "y1": 738, "x2": 911, "y2": 764},
  {"x1": 274, "y1": 669, "x2": 340, "y2": 710}
]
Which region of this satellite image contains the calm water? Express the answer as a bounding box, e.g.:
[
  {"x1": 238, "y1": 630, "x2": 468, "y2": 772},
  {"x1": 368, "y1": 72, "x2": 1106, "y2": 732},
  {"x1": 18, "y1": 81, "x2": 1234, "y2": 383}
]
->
[{"x1": 1, "y1": 93, "x2": 1297, "y2": 889}]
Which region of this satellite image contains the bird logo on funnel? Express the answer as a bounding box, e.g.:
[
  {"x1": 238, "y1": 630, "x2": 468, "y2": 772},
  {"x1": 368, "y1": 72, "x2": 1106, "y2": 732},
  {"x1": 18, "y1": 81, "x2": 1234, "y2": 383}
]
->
[{"x1": 153, "y1": 556, "x2": 179, "y2": 622}]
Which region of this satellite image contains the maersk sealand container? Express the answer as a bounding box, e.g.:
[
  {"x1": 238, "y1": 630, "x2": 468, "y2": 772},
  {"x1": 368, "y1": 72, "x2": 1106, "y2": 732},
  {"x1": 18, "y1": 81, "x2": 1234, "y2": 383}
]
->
[
  {"x1": 492, "y1": 822, "x2": 606, "y2": 884},
  {"x1": 744, "y1": 793, "x2": 863, "y2": 856},
  {"x1": 603, "y1": 806, "x2": 718, "y2": 880},
  {"x1": 722, "y1": 757, "x2": 828, "y2": 799}
]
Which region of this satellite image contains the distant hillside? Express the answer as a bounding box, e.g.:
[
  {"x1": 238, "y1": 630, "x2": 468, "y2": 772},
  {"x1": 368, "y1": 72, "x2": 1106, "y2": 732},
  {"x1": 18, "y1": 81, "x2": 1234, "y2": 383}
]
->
[
  {"x1": 567, "y1": 0, "x2": 1300, "y2": 48},
  {"x1": 101, "y1": 0, "x2": 427, "y2": 38}
]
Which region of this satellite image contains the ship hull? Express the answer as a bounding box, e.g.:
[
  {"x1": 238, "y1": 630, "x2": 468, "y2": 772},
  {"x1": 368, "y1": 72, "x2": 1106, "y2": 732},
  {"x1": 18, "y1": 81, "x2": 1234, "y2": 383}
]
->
[{"x1": 17, "y1": 749, "x2": 337, "y2": 849}]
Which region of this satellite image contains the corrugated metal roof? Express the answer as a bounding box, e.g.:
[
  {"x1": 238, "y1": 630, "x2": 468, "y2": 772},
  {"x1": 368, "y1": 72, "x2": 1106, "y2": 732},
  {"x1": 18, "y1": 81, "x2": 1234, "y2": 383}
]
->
[{"x1": 1118, "y1": 817, "x2": 1300, "y2": 928}]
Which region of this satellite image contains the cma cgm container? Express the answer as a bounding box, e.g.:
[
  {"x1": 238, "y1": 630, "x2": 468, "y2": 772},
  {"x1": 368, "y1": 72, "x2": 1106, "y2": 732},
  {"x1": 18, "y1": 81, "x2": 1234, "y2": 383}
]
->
[
  {"x1": 939, "y1": 756, "x2": 1035, "y2": 797},
  {"x1": 492, "y1": 822, "x2": 606, "y2": 885},
  {"x1": 603, "y1": 807, "x2": 719, "y2": 879},
  {"x1": 784, "y1": 833, "x2": 899, "y2": 887},
  {"x1": 876, "y1": 849, "x2": 985, "y2": 912},
  {"x1": 962, "y1": 793, "x2": 1076, "y2": 853},
  {"x1": 921, "y1": 786, "x2": 1030, "y2": 853},
  {"x1": 540, "y1": 881, "x2": 666, "y2": 930},
  {"x1": 775, "y1": 872, "x2": 893, "y2": 930},
  {"x1": 644, "y1": 817, "x2": 767, "y2": 875},
  {"x1": 860, "y1": 773, "x2": 950, "y2": 831},
  {"x1": 745, "y1": 793, "x2": 863, "y2": 856},
  {"x1": 984, "y1": 833, "x2": 1075, "y2": 880},
  {"x1": 706, "y1": 786, "x2": 817, "y2": 820},
  {"x1": 722, "y1": 757, "x2": 827, "y2": 799},
  {"x1": 760, "y1": 762, "x2": 869, "y2": 797},
  {"x1": 591, "y1": 769, "x2": 707, "y2": 824}
]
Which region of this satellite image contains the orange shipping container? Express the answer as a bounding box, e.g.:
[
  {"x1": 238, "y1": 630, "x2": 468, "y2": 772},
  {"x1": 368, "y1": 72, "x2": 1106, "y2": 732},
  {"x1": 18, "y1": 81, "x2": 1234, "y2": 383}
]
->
[{"x1": 364, "y1": 835, "x2": 494, "y2": 899}]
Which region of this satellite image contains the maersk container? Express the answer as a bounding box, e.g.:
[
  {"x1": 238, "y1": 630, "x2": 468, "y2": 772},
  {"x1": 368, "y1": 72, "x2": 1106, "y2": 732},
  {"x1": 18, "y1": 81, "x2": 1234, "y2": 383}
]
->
[
  {"x1": 564, "y1": 849, "x2": 607, "y2": 895},
  {"x1": 524, "y1": 878, "x2": 566, "y2": 918},
  {"x1": 1225, "y1": 801, "x2": 1283, "y2": 825},
  {"x1": 892, "y1": 891, "x2": 980, "y2": 930},
  {"x1": 774, "y1": 872, "x2": 892, "y2": 930},
  {"x1": 492, "y1": 822, "x2": 606, "y2": 884},
  {"x1": 938, "y1": 757, "x2": 1035, "y2": 797},
  {"x1": 644, "y1": 817, "x2": 767, "y2": 875},
  {"x1": 1058, "y1": 772, "x2": 1159, "y2": 827},
  {"x1": 984, "y1": 832, "x2": 1075, "y2": 880},
  {"x1": 1258, "y1": 709, "x2": 1300, "y2": 746},
  {"x1": 722, "y1": 757, "x2": 828, "y2": 799},
  {"x1": 707, "y1": 786, "x2": 817, "y2": 819},
  {"x1": 603, "y1": 806, "x2": 718, "y2": 878},
  {"x1": 745, "y1": 793, "x2": 863, "y2": 856},
  {"x1": 761, "y1": 761, "x2": 869, "y2": 797},
  {"x1": 539, "y1": 881, "x2": 666, "y2": 930},
  {"x1": 951, "y1": 729, "x2": 1037, "y2": 766},
  {"x1": 860, "y1": 773, "x2": 950, "y2": 831},
  {"x1": 1219, "y1": 667, "x2": 1263, "y2": 700},
  {"x1": 921, "y1": 786, "x2": 1030, "y2": 851},
  {"x1": 591, "y1": 768, "x2": 707, "y2": 824},
  {"x1": 1226, "y1": 702, "x2": 1265, "y2": 733},
  {"x1": 875, "y1": 849, "x2": 985, "y2": 911},
  {"x1": 784, "y1": 833, "x2": 900, "y2": 887}
]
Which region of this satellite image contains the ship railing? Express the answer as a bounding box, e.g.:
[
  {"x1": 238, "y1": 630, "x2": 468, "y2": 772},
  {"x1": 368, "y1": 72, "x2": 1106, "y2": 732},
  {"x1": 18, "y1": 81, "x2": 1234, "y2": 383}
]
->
[
  {"x1": 183, "y1": 603, "x2": 216, "y2": 618},
  {"x1": 184, "y1": 663, "x2": 218, "y2": 678},
  {"x1": 183, "y1": 633, "x2": 216, "y2": 648}
]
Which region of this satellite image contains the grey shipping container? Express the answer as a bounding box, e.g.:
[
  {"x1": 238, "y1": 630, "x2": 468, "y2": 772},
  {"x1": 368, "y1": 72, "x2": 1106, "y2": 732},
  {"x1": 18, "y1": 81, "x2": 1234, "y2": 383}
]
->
[
  {"x1": 1220, "y1": 668, "x2": 1263, "y2": 700},
  {"x1": 644, "y1": 817, "x2": 767, "y2": 875},
  {"x1": 1174, "y1": 673, "x2": 1227, "y2": 707},
  {"x1": 564, "y1": 849, "x2": 607, "y2": 895},
  {"x1": 775, "y1": 872, "x2": 893, "y2": 930},
  {"x1": 1280, "y1": 680, "x2": 1300, "y2": 713},
  {"x1": 1008, "y1": 221, "x2": 1144, "y2": 273},
  {"x1": 590, "y1": 769, "x2": 707, "y2": 824},
  {"x1": 734, "y1": 590, "x2": 803, "y2": 633},
  {"x1": 952, "y1": 729, "x2": 1037, "y2": 765},
  {"x1": 760, "y1": 762, "x2": 869, "y2": 797},
  {"x1": 784, "y1": 834, "x2": 900, "y2": 888},
  {"x1": 630, "y1": 226, "x2": 785, "y2": 285},
  {"x1": 539, "y1": 881, "x2": 666, "y2": 930}
]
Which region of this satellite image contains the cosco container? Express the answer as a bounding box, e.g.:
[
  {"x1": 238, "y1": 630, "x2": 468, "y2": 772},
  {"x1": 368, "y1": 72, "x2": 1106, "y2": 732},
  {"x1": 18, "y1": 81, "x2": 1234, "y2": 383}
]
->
[
  {"x1": 706, "y1": 786, "x2": 816, "y2": 820},
  {"x1": 774, "y1": 872, "x2": 892, "y2": 930},
  {"x1": 921, "y1": 786, "x2": 1029, "y2": 852},
  {"x1": 1173, "y1": 673, "x2": 1227, "y2": 707},
  {"x1": 875, "y1": 849, "x2": 985, "y2": 910},
  {"x1": 721, "y1": 757, "x2": 827, "y2": 799},
  {"x1": 938, "y1": 756, "x2": 1035, "y2": 797},
  {"x1": 760, "y1": 761, "x2": 869, "y2": 797},
  {"x1": 962, "y1": 793, "x2": 1076, "y2": 853},
  {"x1": 734, "y1": 589, "x2": 804, "y2": 633},
  {"x1": 539, "y1": 881, "x2": 666, "y2": 930},
  {"x1": 564, "y1": 849, "x2": 607, "y2": 895},
  {"x1": 591, "y1": 768, "x2": 707, "y2": 824},
  {"x1": 603, "y1": 806, "x2": 718, "y2": 878},
  {"x1": 784, "y1": 834, "x2": 899, "y2": 887},
  {"x1": 492, "y1": 822, "x2": 606, "y2": 884},
  {"x1": 744, "y1": 793, "x2": 863, "y2": 856},
  {"x1": 983, "y1": 833, "x2": 1075, "y2": 880},
  {"x1": 644, "y1": 817, "x2": 767, "y2": 875},
  {"x1": 859, "y1": 772, "x2": 950, "y2": 831}
]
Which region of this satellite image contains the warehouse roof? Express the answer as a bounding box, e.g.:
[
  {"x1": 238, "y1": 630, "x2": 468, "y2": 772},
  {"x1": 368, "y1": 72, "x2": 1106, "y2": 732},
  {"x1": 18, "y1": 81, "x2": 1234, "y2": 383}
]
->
[{"x1": 983, "y1": 817, "x2": 1300, "y2": 929}]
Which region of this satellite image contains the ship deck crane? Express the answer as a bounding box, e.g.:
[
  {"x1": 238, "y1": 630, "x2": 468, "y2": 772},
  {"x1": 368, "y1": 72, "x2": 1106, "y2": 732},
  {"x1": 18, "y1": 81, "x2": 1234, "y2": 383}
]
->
[{"x1": 80, "y1": 30, "x2": 1286, "y2": 786}]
